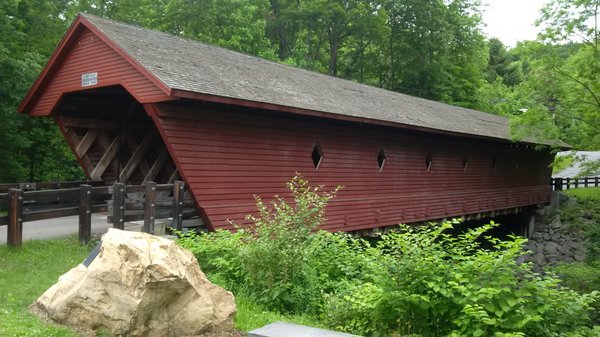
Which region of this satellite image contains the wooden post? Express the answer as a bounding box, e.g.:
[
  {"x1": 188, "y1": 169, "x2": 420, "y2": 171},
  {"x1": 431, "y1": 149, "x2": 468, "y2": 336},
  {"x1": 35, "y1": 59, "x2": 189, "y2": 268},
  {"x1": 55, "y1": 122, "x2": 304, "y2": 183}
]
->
[
  {"x1": 112, "y1": 182, "x2": 125, "y2": 230},
  {"x1": 8, "y1": 189, "x2": 23, "y2": 248},
  {"x1": 596, "y1": 177, "x2": 599, "y2": 187},
  {"x1": 143, "y1": 182, "x2": 156, "y2": 234},
  {"x1": 566, "y1": 177, "x2": 571, "y2": 190},
  {"x1": 172, "y1": 180, "x2": 184, "y2": 231},
  {"x1": 584, "y1": 177, "x2": 589, "y2": 188},
  {"x1": 553, "y1": 178, "x2": 562, "y2": 191},
  {"x1": 574, "y1": 178, "x2": 579, "y2": 189},
  {"x1": 79, "y1": 184, "x2": 92, "y2": 244}
]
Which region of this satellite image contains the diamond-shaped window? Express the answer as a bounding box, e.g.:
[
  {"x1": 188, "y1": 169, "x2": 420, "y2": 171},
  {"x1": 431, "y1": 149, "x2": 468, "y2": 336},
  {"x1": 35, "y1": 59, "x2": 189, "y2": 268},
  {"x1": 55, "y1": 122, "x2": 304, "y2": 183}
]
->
[
  {"x1": 377, "y1": 148, "x2": 386, "y2": 171},
  {"x1": 312, "y1": 143, "x2": 323, "y2": 169}
]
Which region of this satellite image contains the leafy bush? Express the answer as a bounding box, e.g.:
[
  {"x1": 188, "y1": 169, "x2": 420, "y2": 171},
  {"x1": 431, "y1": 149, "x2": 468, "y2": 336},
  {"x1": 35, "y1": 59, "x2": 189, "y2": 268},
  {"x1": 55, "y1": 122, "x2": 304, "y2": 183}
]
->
[
  {"x1": 177, "y1": 177, "x2": 599, "y2": 336},
  {"x1": 177, "y1": 229, "x2": 246, "y2": 289},
  {"x1": 178, "y1": 175, "x2": 342, "y2": 312},
  {"x1": 562, "y1": 188, "x2": 600, "y2": 265},
  {"x1": 554, "y1": 262, "x2": 600, "y2": 324},
  {"x1": 323, "y1": 221, "x2": 598, "y2": 336},
  {"x1": 237, "y1": 175, "x2": 341, "y2": 312}
]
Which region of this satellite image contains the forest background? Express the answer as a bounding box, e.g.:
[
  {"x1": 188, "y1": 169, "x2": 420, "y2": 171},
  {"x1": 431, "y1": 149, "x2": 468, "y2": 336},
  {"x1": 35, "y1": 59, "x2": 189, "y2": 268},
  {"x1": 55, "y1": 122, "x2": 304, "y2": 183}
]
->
[{"x1": 0, "y1": 0, "x2": 598, "y2": 183}]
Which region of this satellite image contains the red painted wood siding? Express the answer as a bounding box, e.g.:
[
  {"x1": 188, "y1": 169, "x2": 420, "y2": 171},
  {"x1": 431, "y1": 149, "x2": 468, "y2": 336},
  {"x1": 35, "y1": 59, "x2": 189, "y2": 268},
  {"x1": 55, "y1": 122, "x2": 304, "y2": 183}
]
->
[
  {"x1": 28, "y1": 27, "x2": 169, "y2": 116},
  {"x1": 153, "y1": 103, "x2": 553, "y2": 232}
]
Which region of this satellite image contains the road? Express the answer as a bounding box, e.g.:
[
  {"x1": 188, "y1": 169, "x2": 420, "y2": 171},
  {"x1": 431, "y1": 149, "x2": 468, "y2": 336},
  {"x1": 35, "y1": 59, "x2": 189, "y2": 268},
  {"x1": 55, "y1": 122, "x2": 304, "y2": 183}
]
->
[{"x1": 0, "y1": 213, "x2": 112, "y2": 244}]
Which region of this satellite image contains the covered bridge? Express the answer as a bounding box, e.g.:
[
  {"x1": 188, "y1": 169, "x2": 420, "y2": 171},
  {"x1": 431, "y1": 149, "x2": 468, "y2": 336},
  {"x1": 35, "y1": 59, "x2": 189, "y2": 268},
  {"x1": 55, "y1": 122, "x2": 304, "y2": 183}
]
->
[{"x1": 19, "y1": 14, "x2": 557, "y2": 232}]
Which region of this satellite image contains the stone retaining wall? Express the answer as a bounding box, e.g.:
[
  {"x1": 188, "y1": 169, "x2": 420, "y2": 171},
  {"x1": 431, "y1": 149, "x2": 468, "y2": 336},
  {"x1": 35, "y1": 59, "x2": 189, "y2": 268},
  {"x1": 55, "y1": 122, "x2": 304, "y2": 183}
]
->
[{"x1": 523, "y1": 196, "x2": 587, "y2": 268}]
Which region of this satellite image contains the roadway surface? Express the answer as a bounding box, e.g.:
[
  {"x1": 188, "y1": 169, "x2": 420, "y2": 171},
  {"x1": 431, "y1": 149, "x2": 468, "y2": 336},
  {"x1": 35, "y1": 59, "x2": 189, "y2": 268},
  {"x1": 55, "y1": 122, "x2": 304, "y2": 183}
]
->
[{"x1": 0, "y1": 213, "x2": 112, "y2": 244}]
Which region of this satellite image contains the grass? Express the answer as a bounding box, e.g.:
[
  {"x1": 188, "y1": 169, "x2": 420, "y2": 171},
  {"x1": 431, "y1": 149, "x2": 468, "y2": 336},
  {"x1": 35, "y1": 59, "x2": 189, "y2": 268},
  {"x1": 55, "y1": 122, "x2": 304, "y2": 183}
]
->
[
  {"x1": 0, "y1": 237, "x2": 90, "y2": 336},
  {"x1": 234, "y1": 295, "x2": 321, "y2": 331},
  {"x1": 0, "y1": 236, "x2": 321, "y2": 336},
  {"x1": 564, "y1": 186, "x2": 600, "y2": 200}
]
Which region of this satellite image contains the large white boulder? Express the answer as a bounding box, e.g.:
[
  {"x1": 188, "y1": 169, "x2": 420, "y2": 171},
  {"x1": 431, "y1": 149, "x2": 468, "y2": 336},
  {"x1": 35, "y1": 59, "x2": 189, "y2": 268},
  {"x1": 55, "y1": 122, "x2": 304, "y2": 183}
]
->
[{"x1": 32, "y1": 229, "x2": 235, "y2": 336}]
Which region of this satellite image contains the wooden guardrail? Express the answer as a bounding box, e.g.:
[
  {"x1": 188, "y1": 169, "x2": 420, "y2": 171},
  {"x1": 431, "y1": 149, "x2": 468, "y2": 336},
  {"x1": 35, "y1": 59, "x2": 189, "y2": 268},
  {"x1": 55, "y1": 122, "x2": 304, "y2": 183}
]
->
[
  {"x1": 106, "y1": 181, "x2": 196, "y2": 233},
  {"x1": 551, "y1": 177, "x2": 600, "y2": 191},
  {"x1": 0, "y1": 181, "x2": 198, "y2": 248}
]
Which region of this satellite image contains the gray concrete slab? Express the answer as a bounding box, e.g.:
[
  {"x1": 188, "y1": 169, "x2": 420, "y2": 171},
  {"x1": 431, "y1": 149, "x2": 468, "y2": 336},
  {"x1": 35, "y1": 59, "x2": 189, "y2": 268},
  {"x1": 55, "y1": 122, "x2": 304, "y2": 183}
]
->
[
  {"x1": 248, "y1": 322, "x2": 362, "y2": 337},
  {"x1": 0, "y1": 213, "x2": 111, "y2": 244}
]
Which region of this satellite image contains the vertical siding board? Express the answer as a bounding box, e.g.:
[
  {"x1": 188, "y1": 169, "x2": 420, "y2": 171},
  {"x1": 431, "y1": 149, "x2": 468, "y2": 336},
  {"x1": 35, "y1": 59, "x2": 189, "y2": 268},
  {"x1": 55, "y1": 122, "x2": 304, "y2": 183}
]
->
[{"x1": 153, "y1": 103, "x2": 552, "y2": 232}]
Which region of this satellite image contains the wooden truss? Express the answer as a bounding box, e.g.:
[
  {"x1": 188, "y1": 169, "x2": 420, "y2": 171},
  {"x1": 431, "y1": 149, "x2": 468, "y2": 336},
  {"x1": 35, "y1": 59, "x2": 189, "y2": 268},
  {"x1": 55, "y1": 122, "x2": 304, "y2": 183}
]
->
[{"x1": 57, "y1": 116, "x2": 179, "y2": 185}]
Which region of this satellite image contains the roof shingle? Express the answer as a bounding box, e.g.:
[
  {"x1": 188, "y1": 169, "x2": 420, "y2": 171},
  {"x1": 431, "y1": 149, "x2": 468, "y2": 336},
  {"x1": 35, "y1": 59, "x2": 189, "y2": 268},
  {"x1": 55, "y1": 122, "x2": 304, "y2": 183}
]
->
[{"x1": 82, "y1": 13, "x2": 533, "y2": 143}]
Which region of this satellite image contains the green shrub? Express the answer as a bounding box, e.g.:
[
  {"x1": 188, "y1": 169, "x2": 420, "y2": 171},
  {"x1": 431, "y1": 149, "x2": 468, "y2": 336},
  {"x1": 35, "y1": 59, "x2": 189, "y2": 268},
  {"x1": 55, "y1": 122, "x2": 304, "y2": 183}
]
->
[
  {"x1": 238, "y1": 175, "x2": 341, "y2": 312},
  {"x1": 177, "y1": 177, "x2": 599, "y2": 336},
  {"x1": 178, "y1": 174, "x2": 341, "y2": 312},
  {"x1": 554, "y1": 262, "x2": 600, "y2": 324},
  {"x1": 176, "y1": 229, "x2": 246, "y2": 290},
  {"x1": 323, "y1": 221, "x2": 598, "y2": 337},
  {"x1": 562, "y1": 188, "x2": 600, "y2": 265}
]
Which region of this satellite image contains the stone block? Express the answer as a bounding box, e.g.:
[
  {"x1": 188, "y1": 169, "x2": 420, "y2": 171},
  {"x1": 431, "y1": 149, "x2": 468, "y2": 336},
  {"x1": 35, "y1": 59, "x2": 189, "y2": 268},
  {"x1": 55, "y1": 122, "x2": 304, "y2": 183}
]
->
[{"x1": 248, "y1": 322, "x2": 362, "y2": 337}]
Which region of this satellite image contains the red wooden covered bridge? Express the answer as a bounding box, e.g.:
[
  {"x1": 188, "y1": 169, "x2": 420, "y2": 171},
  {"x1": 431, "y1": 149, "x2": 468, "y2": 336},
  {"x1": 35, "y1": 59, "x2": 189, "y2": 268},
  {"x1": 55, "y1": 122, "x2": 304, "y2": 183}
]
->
[{"x1": 19, "y1": 14, "x2": 560, "y2": 233}]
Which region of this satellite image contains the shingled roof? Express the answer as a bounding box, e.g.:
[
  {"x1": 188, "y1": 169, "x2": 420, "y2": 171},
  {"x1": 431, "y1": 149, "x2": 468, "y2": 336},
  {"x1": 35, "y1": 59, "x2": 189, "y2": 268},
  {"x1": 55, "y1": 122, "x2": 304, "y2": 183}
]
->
[{"x1": 62, "y1": 14, "x2": 546, "y2": 144}]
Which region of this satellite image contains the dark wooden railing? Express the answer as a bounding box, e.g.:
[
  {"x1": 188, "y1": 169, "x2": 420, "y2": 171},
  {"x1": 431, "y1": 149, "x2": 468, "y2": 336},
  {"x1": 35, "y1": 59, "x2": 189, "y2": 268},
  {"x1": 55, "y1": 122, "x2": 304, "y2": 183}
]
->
[
  {"x1": 551, "y1": 177, "x2": 600, "y2": 191},
  {"x1": 0, "y1": 180, "x2": 198, "y2": 248}
]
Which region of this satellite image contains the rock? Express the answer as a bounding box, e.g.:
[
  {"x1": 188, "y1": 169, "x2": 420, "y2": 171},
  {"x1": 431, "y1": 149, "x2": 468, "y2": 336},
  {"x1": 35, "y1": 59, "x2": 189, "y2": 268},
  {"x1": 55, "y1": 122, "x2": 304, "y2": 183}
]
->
[
  {"x1": 551, "y1": 233, "x2": 562, "y2": 242},
  {"x1": 543, "y1": 233, "x2": 551, "y2": 241},
  {"x1": 32, "y1": 229, "x2": 235, "y2": 337},
  {"x1": 558, "y1": 192, "x2": 570, "y2": 203},
  {"x1": 545, "y1": 242, "x2": 562, "y2": 256},
  {"x1": 566, "y1": 197, "x2": 578, "y2": 208},
  {"x1": 566, "y1": 241, "x2": 580, "y2": 250},
  {"x1": 575, "y1": 251, "x2": 587, "y2": 262},
  {"x1": 531, "y1": 232, "x2": 542, "y2": 240},
  {"x1": 533, "y1": 251, "x2": 546, "y2": 265},
  {"x1": 550, "y1": 216, "x2": 562, "y2": 229}
]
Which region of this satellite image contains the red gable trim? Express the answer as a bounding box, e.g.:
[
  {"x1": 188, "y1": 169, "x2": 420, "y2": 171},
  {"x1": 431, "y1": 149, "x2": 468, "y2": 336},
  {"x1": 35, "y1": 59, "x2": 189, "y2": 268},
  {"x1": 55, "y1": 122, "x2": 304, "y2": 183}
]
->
[{"x1": 18, "y1": 14, "x2": 172, "y2": 115}]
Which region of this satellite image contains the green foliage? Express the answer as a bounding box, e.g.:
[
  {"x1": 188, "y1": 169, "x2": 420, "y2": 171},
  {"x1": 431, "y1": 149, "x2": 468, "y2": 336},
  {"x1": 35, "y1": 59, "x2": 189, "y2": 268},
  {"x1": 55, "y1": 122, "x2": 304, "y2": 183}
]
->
[
  {"x1": 324, "y1": 221, "x2": 598, "y2": 336},
  {"x1": 0, "y1": 237, "x2": 91, "y2": 336},
  {"x1": 561, "y1": 188, "x2": 600, "y2": 265},
  {"x1": 552, "y1": 152, "x2": 576, "y2": 174},
  {"x1": 234, "y1": 294, "x2": 323, "y2": 332},
  {"x1": 554, "y1": 262, "x2": 600, "y2": 324},
  {"x1": 178, "y1": 175, "x2": 342, "y2": 312},
  {"x1": 177, "y1": 229, "x2": 246, "y2": 290},
  {"x1": 0, "y1": 0, "x2": 83, "y2": 183},
  {"x1": 179, "y1": 177, "x2": 599, "y2": 336}
]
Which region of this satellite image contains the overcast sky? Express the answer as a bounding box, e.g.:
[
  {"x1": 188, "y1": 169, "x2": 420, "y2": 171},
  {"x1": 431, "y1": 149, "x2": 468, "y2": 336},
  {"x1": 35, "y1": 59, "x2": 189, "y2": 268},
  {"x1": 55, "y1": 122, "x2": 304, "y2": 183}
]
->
[{"x1": 481, "y1": 0, "x2": 548, "y2": 47}]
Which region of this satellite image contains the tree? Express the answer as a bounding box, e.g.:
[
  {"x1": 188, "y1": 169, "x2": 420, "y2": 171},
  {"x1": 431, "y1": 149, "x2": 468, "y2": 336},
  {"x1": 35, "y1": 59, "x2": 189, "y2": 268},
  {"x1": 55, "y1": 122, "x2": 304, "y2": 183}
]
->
[
  {"x1": 486, "y1": 38, "x2": 523, "y2": 86},
  {"x1": 383, "y1": 0, "x2": 487, "y2": 105},
  {"x1": 527, "y1": 0, "x2": 600, "y2": 151},
  {"x1": 0, "y1": 0, "x2": 82, "y2": 183}
]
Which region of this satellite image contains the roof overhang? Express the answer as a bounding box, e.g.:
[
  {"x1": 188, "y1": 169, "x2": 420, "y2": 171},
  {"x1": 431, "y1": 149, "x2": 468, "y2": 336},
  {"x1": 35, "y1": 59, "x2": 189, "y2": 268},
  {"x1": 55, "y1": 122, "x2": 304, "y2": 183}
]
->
[{"x1": 171, "y1": 88, "x2": 570, "y2": 149}]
